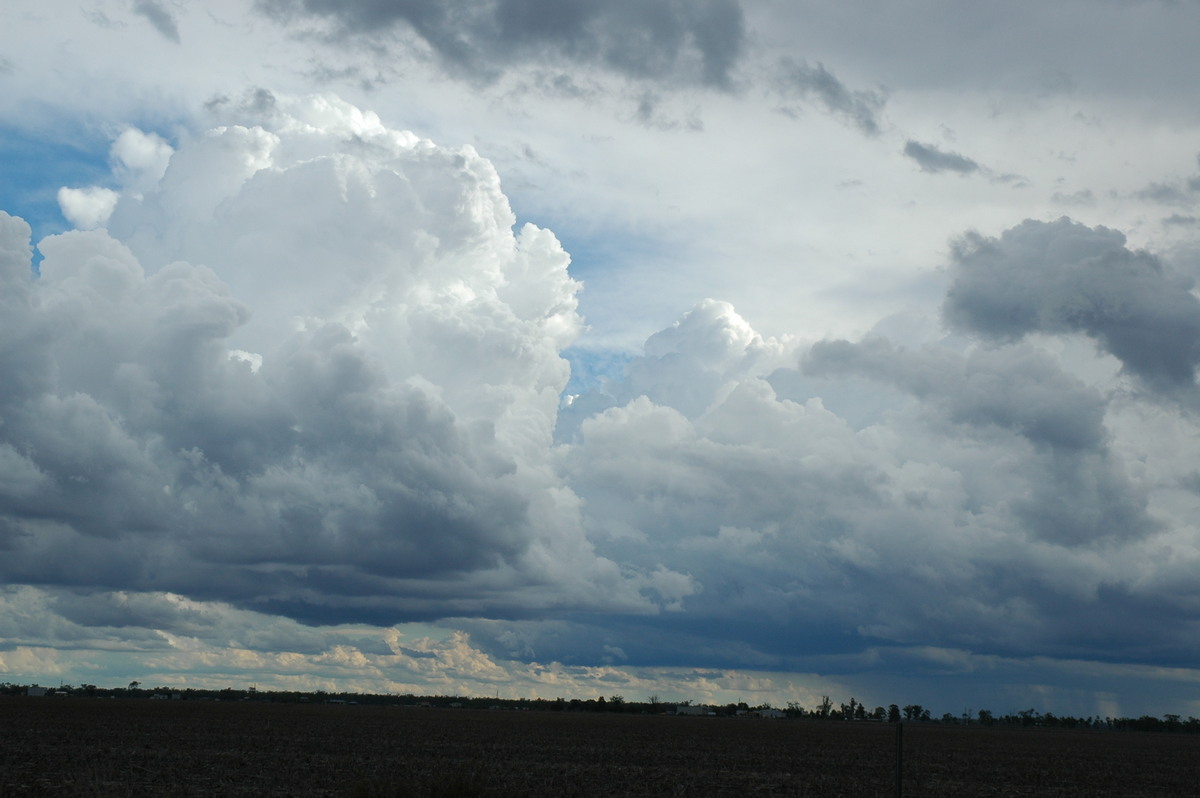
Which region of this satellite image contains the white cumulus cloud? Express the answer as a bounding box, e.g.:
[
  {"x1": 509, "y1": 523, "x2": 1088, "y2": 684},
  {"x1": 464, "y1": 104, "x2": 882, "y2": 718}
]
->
[
  {"x1": 57, "y1": 186, "x2": 120, "y2": 230},
  {"x1": 0, "y1": 94, "x2": 690, "y2": 634}
]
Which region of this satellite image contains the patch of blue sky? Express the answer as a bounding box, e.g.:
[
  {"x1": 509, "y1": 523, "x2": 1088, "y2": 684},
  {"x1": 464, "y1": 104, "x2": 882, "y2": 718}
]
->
[
  {"x1": 537, "y1": 218, "x2": 684, "y2": 433},
  {"x1": 510, "y1": 205, "x2": 682, "y2": 338},
  {"x1": 554, "y1": 346, "x2": 631, "y2": 443},
  {"x1": 548, "y1": 215, "x2": 676, "y2": 285},
  {"x1": 561, "y1": 346, "x2": 632, "y2": 397},
  {"x1": 0, "y1": 123, "x2": 114, "y2": 251}
]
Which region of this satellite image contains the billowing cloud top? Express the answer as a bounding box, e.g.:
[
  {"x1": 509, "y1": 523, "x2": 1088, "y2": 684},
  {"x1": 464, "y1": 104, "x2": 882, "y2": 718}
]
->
[{"x1": 0, "y1": 93, "x2": 686, "y2": 626}]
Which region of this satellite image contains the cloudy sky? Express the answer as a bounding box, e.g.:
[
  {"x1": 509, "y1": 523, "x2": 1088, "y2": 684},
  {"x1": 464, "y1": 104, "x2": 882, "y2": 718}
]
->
[{"x1": 4, "y1": 0, "x2": 1200, "y2": 718}]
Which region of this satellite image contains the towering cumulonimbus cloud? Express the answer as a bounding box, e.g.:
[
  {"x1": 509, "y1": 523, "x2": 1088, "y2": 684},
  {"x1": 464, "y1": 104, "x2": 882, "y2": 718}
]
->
[
  {"x1": 6, "y1": 78, "x2": 1200, "y2": 710},
  {"x1": 0, "y1": 92, "x2": 681, "y2": 624}
]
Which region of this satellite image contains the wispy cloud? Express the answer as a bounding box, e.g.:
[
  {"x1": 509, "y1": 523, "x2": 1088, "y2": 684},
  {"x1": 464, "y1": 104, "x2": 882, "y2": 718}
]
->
[
  {"x1": 133, "y1": 0, "x2": 181, "y2": 43},
  {"x1": 775, "y1": 58, "x2": 885, "y2": 135},
  {"x1": 257, "y1": 0, "x2": 746, "y2": 88},
  {"x1": 903, "y1": 140, "x2": 980, "y2": 174}
]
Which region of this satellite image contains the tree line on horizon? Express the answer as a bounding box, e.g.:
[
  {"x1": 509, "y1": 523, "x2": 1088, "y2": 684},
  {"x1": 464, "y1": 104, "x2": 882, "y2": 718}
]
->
[{"x1": 4, "y1": 682, "x2": 1196, "y2": 734}]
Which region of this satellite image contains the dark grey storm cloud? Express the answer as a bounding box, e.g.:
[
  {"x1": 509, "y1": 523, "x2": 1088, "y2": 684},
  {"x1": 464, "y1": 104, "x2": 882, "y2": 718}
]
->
[
  {"x1": 258, "y1": 0, "x2": 746, "y2": 87},
  {"x1": 803, "y1": 336, "x2": 1154, "y2": 546},
  {"x1": 1135, "y1": 181, "x2": 1197, "y2": 206},
  {"x1": 805, "y1": 338, "x2": 1109, "y2": 453},
  {"x1": 903, "y1": 140, "x2": 980, "y2": 174},
  {"x1": 539, "y1": 298, "x2": 1169, "y2": 683},
  {"x1": 0, "y1": 213, "x2": 561, "y2": 622},
  {"x1": 1051, "y1": 188, "x2": 1095, "y2": 207},
  {"x1": 133, "y1": 0, "x2": 181, "y2": 43},
  {"x1": 943, "y1": 217, "x2": 1200, "y2": 393},
  {"x1": 1134, "y1": 153, "x2": 1200, "y2": 206},
  {"x1": 775, "y1": 58, "x2": 884, "y2": 136}
]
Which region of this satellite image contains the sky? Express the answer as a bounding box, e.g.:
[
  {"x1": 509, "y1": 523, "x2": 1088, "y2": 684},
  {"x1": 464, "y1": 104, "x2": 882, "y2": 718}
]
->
[{"x1": 3, "y1": 0, "x2": 1200, "y2": 719}]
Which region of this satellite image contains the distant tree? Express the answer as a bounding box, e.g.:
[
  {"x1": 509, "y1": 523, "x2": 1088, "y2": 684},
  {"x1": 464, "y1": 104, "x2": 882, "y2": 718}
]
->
[
  {"x1": 609, "y1": 695, "x2": 625, "y2": 712},
  {"x1": 977, "y1": 709, "x2": 994, "y2": 726},
  {"x1": 817, "y1": 696, "x2": 832, "y2": 719},
  {"x1": 888, "y1": 704, "x2": 901, "y2": 723},
  {"x1": 1132, "y1": 715, "x2": 1161, "y2": 732},
  {"x1": 128, "y1": 681, "x2": 140, "y2": 691}
]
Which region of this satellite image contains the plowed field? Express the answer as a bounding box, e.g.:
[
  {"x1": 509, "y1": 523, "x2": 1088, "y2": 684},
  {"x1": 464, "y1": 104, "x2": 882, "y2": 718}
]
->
[{"x1": 2, "y1": 697, "x2": 1197, "y2": 796}]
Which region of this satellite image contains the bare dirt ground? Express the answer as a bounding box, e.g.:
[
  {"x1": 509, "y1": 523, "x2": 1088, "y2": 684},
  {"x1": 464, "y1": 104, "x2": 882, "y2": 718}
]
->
[{"x1": 2, "y1": 697, "x2": 1198, "y2": 796}]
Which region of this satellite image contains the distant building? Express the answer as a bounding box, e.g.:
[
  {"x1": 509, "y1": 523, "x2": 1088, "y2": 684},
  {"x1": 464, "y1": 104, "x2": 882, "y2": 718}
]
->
[
  {"x1": 754, "y1": 709, "x2": 785, "y2": 719},
  {"x1": 675, "y1": 705, "x2": 707, "y2": 716},
  {"x1": 26, "y1": 686, "x2": 47, "y2": 697}
]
